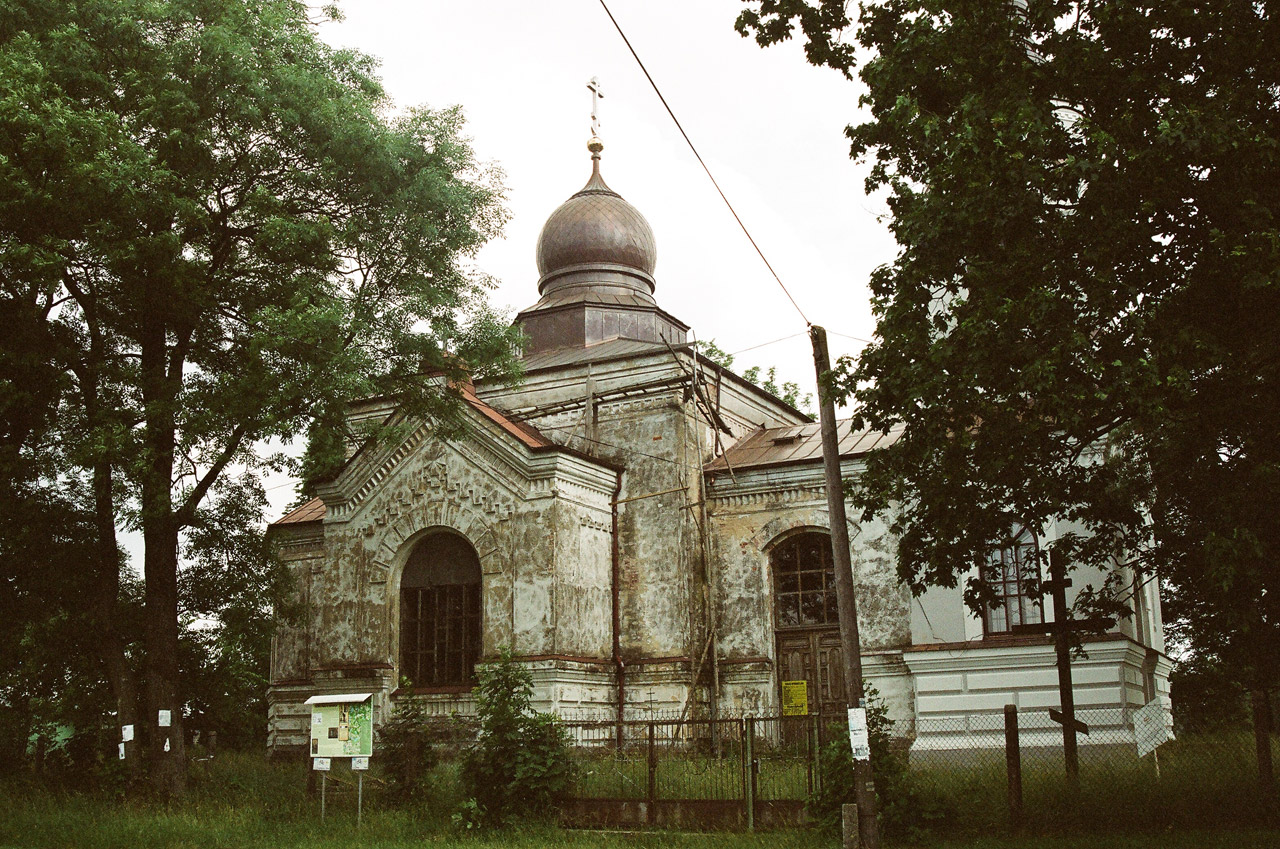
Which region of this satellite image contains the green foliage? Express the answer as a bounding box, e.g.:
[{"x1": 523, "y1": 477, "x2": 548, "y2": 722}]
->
[
  {"x1": 1, "y1": 0, "x2": 522, "y2": 792},
  {"x1": 457, "y1": 650, "x2": 573, "y2": 827},
  {"x1": 737, "y1": 0, "x2": 1280, "y2": 699},
  {"x1": 377, "y1": 698, "x2": 439, "y2": 806},
  {"x1": 809, "y1": 687, "x2": 950, "y2": 841},
  {"x1": 741, "y1": 365, "x2": 812, "y2": 412},
  {"x1": 1169, "y1": 654, "x2": 1251, "y2": 735},
  {"x1": 179, "y1": 474, "x2": 296, "y2": 751},
  {"x1": 696, "y1": 339, "x2": 736, "y2": 370},
  {"x1": 698, "y1": 339, "x2": 812, "y2": 412}
]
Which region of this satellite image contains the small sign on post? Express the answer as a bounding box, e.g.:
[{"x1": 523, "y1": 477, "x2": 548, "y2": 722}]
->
[
  {"x1": 848, "y1": 706, "x2": 871, "y2": 761},
  {"x1": 1133, "y1": 697, "x2": 1174, "y2": 759},
  {"x1": 781, "y1": 680, "x2": 809, "y2": 716}
]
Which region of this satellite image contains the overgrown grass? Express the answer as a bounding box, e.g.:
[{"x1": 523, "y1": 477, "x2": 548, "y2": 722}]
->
[
  {"x1": 2, "y1": 743, "x2": 1277, "y2": 848},
  {"x1": 901, "y1": 730, "x2": 1278, "y2": 836}
]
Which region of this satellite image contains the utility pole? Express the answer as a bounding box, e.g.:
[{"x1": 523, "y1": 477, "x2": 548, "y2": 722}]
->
[
  {"x1": 1012, "y1": 547, "x2": 1113, "y2": 790},
  {"x1": 811, "y1": 325, "x2": 880, "y2": 849}
]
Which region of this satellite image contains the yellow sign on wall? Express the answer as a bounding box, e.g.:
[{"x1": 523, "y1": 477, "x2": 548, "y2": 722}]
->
[{"x1": 781, "y1": 680, "x2": 809, "y2": 716}]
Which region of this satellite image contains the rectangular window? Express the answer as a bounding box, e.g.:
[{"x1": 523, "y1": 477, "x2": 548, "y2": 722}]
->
[{"x1": 983, "y1": 531, "x2": 1042, "y2": 635}]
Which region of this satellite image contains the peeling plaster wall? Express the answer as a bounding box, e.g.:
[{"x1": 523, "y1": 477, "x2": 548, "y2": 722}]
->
[
  {"x1": 706, "y1": 461, "x2": 913, "y2": 720},
  {"x1": 267, "y1": 403, "x2": 619, "y2": 753}
]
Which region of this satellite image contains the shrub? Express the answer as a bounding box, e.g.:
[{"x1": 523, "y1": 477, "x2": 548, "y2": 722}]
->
[
  {"x1": 456, "y1": 649, "x2": 573, "y2": 827},
  {"x1": 809, "y1": 685, "x2": 951, "y2": 841},
  {"x1": 379, "y1": 697, "x2": 438, "y2": 805}
]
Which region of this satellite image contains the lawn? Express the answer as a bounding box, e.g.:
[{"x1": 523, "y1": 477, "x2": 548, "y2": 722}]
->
[{"x1": 2, "y1": 747, "x2": 1276, "y2": 849}]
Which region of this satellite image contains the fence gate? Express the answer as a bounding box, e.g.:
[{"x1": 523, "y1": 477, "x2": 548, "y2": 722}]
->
[{"x1": 560, "y1": 715, "x2": 818, "y2": 830}]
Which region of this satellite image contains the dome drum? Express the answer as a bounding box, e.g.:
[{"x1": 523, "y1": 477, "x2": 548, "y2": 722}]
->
[{"x1": 517, "y1": 300, "x2": 689, "y2": 356}]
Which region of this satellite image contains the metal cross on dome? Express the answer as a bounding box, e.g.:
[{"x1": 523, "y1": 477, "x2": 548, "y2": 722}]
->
[{"x1": 587, "y1": 76, "x2": 604, "y2": 138}]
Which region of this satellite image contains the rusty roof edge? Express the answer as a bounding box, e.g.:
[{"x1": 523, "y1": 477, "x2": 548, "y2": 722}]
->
[{"x1": 704, "y1": 424, "x2": 903, "y2": 474}]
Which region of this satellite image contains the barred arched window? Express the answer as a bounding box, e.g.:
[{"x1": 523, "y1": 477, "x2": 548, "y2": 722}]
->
[{"x1": 400, "y1": 532, "x2": 481, "y2": 687}]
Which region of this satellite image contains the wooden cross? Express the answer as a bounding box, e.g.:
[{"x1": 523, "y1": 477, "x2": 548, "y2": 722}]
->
[
  {"x1": 1011, "y1": 548, "x2": 1114, "y2": 789},
  {"x1": 587, "y1": 76, "x2": 604, "y2": 138}
]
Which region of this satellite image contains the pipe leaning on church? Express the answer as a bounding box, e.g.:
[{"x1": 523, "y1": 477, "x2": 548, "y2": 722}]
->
[{"x1": 610, "y1": 469, "x2": 626, "y2": 748}]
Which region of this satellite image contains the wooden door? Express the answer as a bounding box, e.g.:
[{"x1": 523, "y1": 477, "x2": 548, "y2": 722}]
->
[{"x1": 776, "y1": 628, "x2": 846, "y2": 719}]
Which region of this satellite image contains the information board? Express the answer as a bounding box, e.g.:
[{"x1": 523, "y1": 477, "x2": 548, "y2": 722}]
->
[
  {"x1": 781, "y1": 680, "x2": 810, "y2": 716},
  {"x1": 307, "y1": 694, "x2": 373, "y2": 758}
]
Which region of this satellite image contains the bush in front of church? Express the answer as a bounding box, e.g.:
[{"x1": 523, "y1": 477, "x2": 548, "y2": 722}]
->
[
  {"x1": 455, "y1": 650, "x2": 573, "y2": 827},
  {"x1": 378, "y1": 695, "x2": 440, "y2": 806},
  {"x1": 811, "y1": 686, "x2": 951, "y2": 841}
]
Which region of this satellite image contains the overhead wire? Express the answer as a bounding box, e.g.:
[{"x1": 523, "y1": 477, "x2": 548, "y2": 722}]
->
[{"x1": 596, "y1": 0, "x2": 811, "y2": 328}]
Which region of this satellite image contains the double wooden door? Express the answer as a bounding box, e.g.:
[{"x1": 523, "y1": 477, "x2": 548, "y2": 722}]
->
[{"x1": 776, "y1": 627, "x2": 846, "y2": 718}]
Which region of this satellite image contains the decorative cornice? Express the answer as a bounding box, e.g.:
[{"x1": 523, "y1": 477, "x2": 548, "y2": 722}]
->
[{"x1": 708, "y1": 485, "x2": 827, "y2": 509}]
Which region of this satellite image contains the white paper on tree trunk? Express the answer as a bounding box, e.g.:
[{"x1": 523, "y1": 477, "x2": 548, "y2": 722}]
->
[
  {"x1": 121, "y1": 725, "x2": 134, "y2": 742},
  {"x1": 158, "y1": 710, "x2": 171, "y2": 727},
  {"x1": 848, "y1": 707, "x2": 871, "y2": 761},
  {"x1": 118, "y1": 743, "x2": 125, "y2": 760}
]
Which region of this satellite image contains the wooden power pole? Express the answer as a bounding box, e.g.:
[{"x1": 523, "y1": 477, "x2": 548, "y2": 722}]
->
[{"x1": 811, "y1": 325, "x2": 880, "y2": 849}]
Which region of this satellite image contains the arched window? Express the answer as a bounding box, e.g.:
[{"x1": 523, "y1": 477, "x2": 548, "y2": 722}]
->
[
  {"x1": 400, "y1": 532, "x2": 481, "y2": 687},
  {"x1": 771, "y1": 531, "x2": 844, "y2": 716},
  {"x1": 983, "y1": 526, "x2": 1042, "y2": 635},
  {"x1": 772, "y1": 531, "x2": 838, "y2": 629}
]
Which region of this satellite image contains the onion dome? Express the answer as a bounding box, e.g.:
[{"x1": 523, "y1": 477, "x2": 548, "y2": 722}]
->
[
  {"x1": 515, "y1": 138, "x2": 687, "y2": 355},
  {"x1": 534, "y1": 138, "x2": 657, "y2": 297}
]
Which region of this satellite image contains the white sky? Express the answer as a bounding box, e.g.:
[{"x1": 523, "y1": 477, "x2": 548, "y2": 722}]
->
[
  {"x1": 253, "y1": 2, "x2": 899, "y2": 523},
  {"x1": 318, "y1": 2, "x2": 894, "y2": 383}
]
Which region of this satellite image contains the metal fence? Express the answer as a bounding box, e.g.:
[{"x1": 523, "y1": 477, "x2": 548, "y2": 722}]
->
[
  {"x1": 556, "y1": 715, "x2": 819, "y2": 828},
  {"x1": 413, "y1": 706, "x2": 1275, "y2": 833},
  {"x1": 874, "y1": 707, "x2": 1276, "y2": 837}
]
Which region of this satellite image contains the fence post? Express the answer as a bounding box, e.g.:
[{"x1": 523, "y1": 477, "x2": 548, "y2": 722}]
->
[
  {"x1": 808, "y1": 713, "x2": 818, "y2": 797},
  {"x1": 1005, "y1": 703, "x2": 1023, "y2": 829},
  {"x1": 647, "y1": 721, "x2": 657, "y2": 819},
  {"x1": 745, "y1": 716, "x2": 756, "y2": 831}
]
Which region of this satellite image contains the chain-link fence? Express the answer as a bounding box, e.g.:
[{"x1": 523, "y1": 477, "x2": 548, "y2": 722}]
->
[
  {"x1": 867, "y1": 707, "x2": 1277, "y2": 837},
  {"x1": 411, "y1": 706, "x2": 1275, "y2": 834}
]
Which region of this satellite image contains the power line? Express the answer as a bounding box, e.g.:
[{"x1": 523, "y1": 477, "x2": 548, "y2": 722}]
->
[
  {"x1": 597, "y1": 0, "x2": 811, "y2": 328},
  {"x1": 725, "y1": 332, "x2": 807, "y2": 358},
  {"x1": 828, "y1": 329, "x2": 874, "y2": 346}
]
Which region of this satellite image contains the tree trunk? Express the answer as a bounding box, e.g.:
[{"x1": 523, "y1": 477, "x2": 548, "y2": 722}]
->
[
  {"x1": 77, "y1": 311, "x2": 145, "y2": 784},
  {"x1": 139, "y1": 323, "x2": 186, "y2": 798},
  {"x1": 142, "y1": 511, "x2": 186, "y2": 798},
  {"x1": 1254, "y1": 689, "x2": 1275, "y2": 797},
  {"x1": 91, "y1": 459, "x2": 142, "y2": 781}
]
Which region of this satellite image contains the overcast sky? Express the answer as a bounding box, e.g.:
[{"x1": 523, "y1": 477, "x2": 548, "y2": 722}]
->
[
  {"x1": 247, "y1": 2, "x2": 899, "y2": 521},
  {"x1": 318, "y1": 2, "x2": 895, "y2": 386}
]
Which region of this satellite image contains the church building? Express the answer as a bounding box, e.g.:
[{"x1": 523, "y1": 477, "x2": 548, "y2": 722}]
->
[{"x1": 266, "y1": 137, "x2": 1170, "y2": 755}]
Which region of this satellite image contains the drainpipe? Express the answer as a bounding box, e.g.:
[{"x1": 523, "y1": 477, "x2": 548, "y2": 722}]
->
[{"x1": 611, "y1": 469, "x2": 626, "y2": 750}]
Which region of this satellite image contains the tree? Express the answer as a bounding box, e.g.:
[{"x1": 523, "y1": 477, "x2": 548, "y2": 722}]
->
[
  {"x1": 697, "y1": 339, "x2": 812, "y2": 411},
  {"x1": 738, "y1": 0, "x2": 1279, "y2": 782},
  {"x1": 458, "y1": 650, "x2": 573, "y2": 827},
  {"x1": 1, "y1": 0, "x2": 521, "y2": 796}
]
